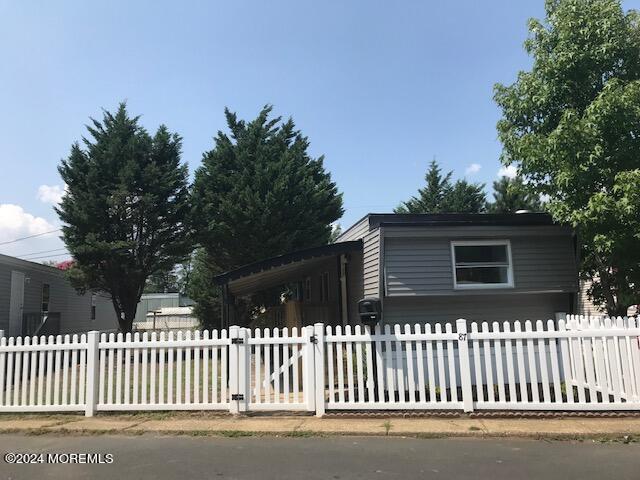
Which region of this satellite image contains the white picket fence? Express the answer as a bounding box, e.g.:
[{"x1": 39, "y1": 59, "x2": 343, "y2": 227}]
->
[{"x1": 1, "y1": 316, "x2": 639, "y2": 416}]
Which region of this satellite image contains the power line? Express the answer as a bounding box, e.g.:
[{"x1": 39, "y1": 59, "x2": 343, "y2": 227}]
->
[
  {"x1": 22, "y1": 252, "x2": 71, "y2": 262},
  {"x1": 0, "y1": 229, "x2": 61, "y2": 246},
  {"x1": 18, "y1": 247, "x2": 68, "y2": 259}
]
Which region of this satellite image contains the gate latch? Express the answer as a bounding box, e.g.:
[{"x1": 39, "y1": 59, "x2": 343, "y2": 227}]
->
[
  {"x1": 231, "y1": 394, "x2": 244, "y2": 401},
  {"x1": 231, "y1": 338, "x2": 244, "y2": 345},
  {"x1": 310, "y1": 335, "x2": 318, "y2": 344}
]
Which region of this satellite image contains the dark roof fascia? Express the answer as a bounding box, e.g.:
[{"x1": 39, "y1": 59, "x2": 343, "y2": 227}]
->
[
  {"x1": 214, "y1": 240, "x2": 363, "y2": 285},
  {"x1": 368, "y1": 213, "x2": 557, "y2": 229}
]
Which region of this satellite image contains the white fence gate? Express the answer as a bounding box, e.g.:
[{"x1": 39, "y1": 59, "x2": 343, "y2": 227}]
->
[{"x1": 1, "y1": 316, "x2": 639, "y2": 416}]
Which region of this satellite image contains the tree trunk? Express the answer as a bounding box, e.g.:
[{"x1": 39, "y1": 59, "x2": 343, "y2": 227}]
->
[{"x1": 111, "y1": 296, "x2": 137, "y2": 333}]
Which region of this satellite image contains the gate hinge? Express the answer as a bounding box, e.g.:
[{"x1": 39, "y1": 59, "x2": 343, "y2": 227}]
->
[
  {"x1": 231, "y1": 394, "x2": 244, "y2": 401},
  {"x1": 231, "y1": 338, "x2": 244, "y2": 345},
  {"x1": 310, "y1": 335, "x2": 318, "y2": 344}
]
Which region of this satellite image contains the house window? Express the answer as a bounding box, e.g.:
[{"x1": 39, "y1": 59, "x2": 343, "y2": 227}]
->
[
  {"x1": 319, "y1": 272, "x2": 330, "y2": 302},
  {"x1": 41, "y1": 283, "x2": 50, "y2": 314},
  {"x1": 451, "y1": 240, "x2": 514, "y2": 289}
]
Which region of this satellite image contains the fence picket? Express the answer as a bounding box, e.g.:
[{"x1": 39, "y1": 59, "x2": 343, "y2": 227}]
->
[
  {"x1": 546, "y1": 320, "x2": 562, "y2": 404},
  {"x1": 151, "y1": 332, "x2": 158, "y2": 404},
  {"x1": 167, "y1": 331, "x2": 174, "y2": 404},
  {"x1": 404, "y1": 324, "x2": 416, "y2": 403},
  {"x1": 159, "y1": 332, "x2": 166, "y2": 405},
  {"x1": 445, "y1": 323, "x2": 457, "y2": 403},
  {"x1": 425, "y1": 324, "x2": 436, "y2": 403},
  {"x1": 435, "y1": 323, "x2": 446, "y2": 402},
  {"x1": 364, "y1": 325, "x2": 375, "y2": 403},
  {"x1": 471, "y1": 322, "x2": 483, "y2": 401},
  {"x1": 273, "y1": 328, "x2": 280, "y2": 404},
  {"x1": 115, "y1": 333, "x2": 123, "y2": 405},
  {"x1": 481, "y1": 322, "x2": 494, "y2": 403},
  {"x1": 283, "y1": 328, "x2": 290, "y2": 403},
  {"x1": 514, "y1": 322, "x2": 527, "y2": 402},
  {"x1": 29, "y1": 336, "x2": 38, "y2": 405},
  {"x1": 355, "y1": 325, "x2": 365, "y2": 403},
  {"x1": 37, "y1": 337, "x2": 45, "y2": 406},
  {"x1": 414, "y1": 324, "x2": 426, "y2": 403},
  {"x1": 536, "y1": 321, "x2": 551, "y2": 404},
  {"x1": 492, "y1": 322, "x2": 505, "y2": 403},
  {"x1": 524, "y1": 321, "x2": 539, "y2": 404}
]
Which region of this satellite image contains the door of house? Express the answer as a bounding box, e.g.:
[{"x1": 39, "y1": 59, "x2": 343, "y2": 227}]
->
[{"x1": 9, "y1": 270, "x2": 25, "y2": 336}]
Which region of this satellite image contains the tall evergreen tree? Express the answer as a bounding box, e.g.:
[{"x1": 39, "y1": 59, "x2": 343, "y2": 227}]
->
[
  {"x1": 395, "y1": 160, "x2": 486, "y2": 213},
  {"x1": 191, "y1": 104, "x2": 343, "y2": 284},
  {"x1": 487, "y1": 176, "x2": 542, "y2": 213},
  {"x1": 494, "y1": 0, "x2": 640, "y2": 315},
  {"x1": 57, "y1": 103, "x2": 192, "y2": 332}
]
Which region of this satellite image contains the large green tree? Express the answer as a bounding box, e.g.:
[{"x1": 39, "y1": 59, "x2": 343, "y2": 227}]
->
[
  {"x1": 487, "y1": 176, "x2": 543, "y2": 213},
  {"x1": 395, "y1": 160, "x2": 486, "y2": 213},
  {"x1": 57, "y1": 104, "x2": 192, "y2": 332},
  {"x1": 191, "y1": 106, "x2": 343, "y2": 323},
  {"x1": 494, "y1": 0, "x2": 640, "y2": 315}
]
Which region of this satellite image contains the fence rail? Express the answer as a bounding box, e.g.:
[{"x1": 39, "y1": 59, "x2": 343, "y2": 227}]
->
[{"x1": 0, "y1": 316, "x2": 639, "y2": 416}]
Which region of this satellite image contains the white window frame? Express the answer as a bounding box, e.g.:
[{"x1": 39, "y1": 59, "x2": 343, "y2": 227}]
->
[{"x1": 450, "y1": 239, "x2": 514, "y2": 290}]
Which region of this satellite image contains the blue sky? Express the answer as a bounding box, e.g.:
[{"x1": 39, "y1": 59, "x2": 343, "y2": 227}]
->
[{"x1": 1, "y1": 0, "x2": 638, "y2": 261}]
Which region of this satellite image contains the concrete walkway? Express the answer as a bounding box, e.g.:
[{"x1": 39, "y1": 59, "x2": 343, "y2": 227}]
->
[{"x1": 1, "y1": 413, "x2": 640, "y2": 439}]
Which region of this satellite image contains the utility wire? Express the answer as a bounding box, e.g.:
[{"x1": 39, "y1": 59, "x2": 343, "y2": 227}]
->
[
  {"x1": 0, "y1": 229, "x2": 61, "y2": 246},
  {"x1": 18, "y1": 247, "x2": 68, "y2": 259},
  {"x1": 21, "y1": 252, "x2": 71, "y2": 261}
]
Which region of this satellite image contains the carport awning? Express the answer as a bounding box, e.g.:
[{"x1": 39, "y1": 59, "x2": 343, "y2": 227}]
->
[{"x1": 214, "y1": 240, "x2": 363, "y2": 296}]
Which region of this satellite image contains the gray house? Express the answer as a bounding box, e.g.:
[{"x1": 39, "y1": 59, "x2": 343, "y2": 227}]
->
[
  {"x1": 215, "y1": 213, "x2": 579, "y2": 329},
  {"x1": 0, "y1": 254, "x2": 118, "y2": 337}
]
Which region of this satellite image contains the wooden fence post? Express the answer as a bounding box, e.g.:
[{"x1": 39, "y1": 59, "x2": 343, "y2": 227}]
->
[
  {"x1": 0, "y1": 330, "x2": 4, "y2": 340},
  {"x1": 85, "y1": 330, "x2": 100, "y2": 417},
  {"x1": 314, "y1": 323, "x2": 325, "y2": 417},
  {"x1": 456, "y1": 319, "x2": 474, "y2": 413}
]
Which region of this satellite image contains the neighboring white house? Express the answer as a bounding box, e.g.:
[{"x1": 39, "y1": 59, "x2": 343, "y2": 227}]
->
[
  {"x1": 134, "y1": 306, "x2": 198, "y2": 331},
  {"x1": 0, "y1": 254, "x2": 118, "y2": 337}
]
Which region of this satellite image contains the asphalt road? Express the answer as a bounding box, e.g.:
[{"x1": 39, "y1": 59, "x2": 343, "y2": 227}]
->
[{"x1": 0, "y1": 434, "x2": 638, "y2": 479}]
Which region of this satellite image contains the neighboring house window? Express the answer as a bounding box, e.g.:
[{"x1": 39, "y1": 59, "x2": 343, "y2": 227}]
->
[
  {"x1": 451, "y1": 240, "x2": 514, "y2": 289},
  {"x1": 319, "y1": 272, "x2": 330, "y2": 302},
  {"x1": 41, "y1": 283, "x2": 50, "y2": 314}
]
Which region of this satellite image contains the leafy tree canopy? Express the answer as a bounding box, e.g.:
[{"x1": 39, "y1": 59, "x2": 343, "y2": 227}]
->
[
  {"x1": 192, "y1": 105, "x2": 344, "y2": 273},
  {"x1": 395, "y1": 160, "x2": 486, "y2": 213},
  {"x1": 57, "y1": 103, "x2": 192, "y2": 332},
  {"x1": 494, "y1": 0, "x2": 640, "y2": 315}
]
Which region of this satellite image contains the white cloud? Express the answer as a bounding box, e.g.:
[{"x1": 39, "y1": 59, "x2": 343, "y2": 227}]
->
[
  {"x1": 37, "y1": 184, "x2": 67, "y2": 205},
  {"x1": 0, "y1": 204, "x2": 56, "y2": 243},
  {"x1": 465, "y1": 163, "x2": 482, "y2": 175},
  {"x1": 497, "y1": 165, "x2": 518, "y2": 179}
]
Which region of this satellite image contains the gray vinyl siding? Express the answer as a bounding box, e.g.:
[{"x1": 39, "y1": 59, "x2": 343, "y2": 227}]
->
[
  {"x1": 335, "y1": 216, "x2": 369, "y2": 243},
  {"x1": 384, "y1": 232, "x2": 577, "y2": 296},
  {"x1": 0, "y1": 256, "x2": 118, "y2": 335},
  {"x1": 363, "y1": 227, "x2": 381, "y2": 297},
  {"x1": 334, "y1": 215, "x2": 382, "y2": 299},
  {"x1": 383, "y1": 292, "x2": 572, "y2": 325}
]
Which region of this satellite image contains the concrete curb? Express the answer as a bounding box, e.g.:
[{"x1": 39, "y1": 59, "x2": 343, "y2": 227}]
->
[{"x1": 1, "y1": 414, "x2": 640, "y2": 440}]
